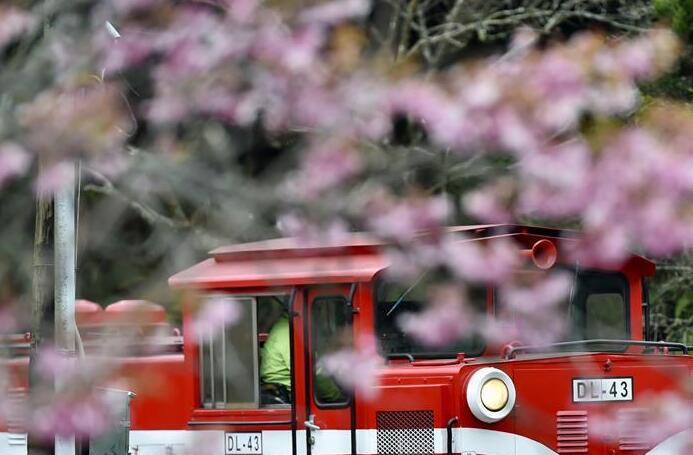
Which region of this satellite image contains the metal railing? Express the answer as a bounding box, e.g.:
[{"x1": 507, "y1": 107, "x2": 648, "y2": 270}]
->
[{"x1": 504, "y1": 339, "x2": 689, "y2": 359}]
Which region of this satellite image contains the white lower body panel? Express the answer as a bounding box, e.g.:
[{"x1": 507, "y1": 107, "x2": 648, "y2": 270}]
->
[{"x1": 2, "y1": 428, "x2": 690, "y2": 455}]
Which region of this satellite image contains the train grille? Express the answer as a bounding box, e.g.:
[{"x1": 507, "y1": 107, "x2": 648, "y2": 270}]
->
[
  {"x1": 617, "y1": 408, "x2": 650, "y2": 451},
  {"x1": 376, "y1": 410, "x2": 434, "y2": 455},
  {"x1": 556, "y1": 410, "x2": 589, "y2": 453}
]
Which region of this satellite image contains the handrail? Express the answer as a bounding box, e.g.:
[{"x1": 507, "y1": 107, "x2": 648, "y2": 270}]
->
[
  {"x1": 446, "y1": 416, "x2": 458, "y2": 455},
  {"x1": 386, "y1": 353, "x2": 414, "y2": 362},
  {"x1": 505, "y1": 339, "x2": 688, "y2": 359}
]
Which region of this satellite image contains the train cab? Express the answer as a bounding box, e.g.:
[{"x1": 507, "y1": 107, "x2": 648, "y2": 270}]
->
[{"x1": 121, "y1": 224, "x2": 689, "y2": 455}]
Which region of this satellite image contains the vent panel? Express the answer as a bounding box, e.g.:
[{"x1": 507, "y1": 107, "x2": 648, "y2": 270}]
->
[
  {"x1": 556, "y1": 410, "x2": 589, "y2": 453},
  {"x1": 376, "y1": 410, "x2": 434, "y2": 455},
  {"x1": 618, "y1": 408, "x2": 650, "y2": 451}
]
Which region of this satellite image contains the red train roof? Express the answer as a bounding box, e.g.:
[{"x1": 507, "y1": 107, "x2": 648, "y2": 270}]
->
[{"x1": 169, "y1": 224, "x2": 655, "y2": 289}]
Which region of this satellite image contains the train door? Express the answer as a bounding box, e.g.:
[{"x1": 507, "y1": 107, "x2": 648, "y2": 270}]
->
[{"x1": 302, "y1": 286, "x2": 356, "y2": 455}]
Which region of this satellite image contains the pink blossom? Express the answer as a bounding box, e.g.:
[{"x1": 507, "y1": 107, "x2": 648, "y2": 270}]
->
[
  {"x1": 445, "y1": 237, "x2": 520, "y2": 284},
  {"x1": 389, "y1": 81, "x2": 464, "y2": 147},
  {"x1": 32, "y1": 393, "x2": 117, "y2": 439},
  {"x1": 276, "y1": 214, "x2": 351, "y2": 246},
  {"x1": 398, "y1": 285, "x2": 475, "y2": 347},
  {"x1": 0, "y1": 142, "x2": 31, "y2": 187},
  {"x1": 102, "y1": 30, "x2": 155, "y2": 75},
  {"x1": 517, "y1": 140, "x2": 592, "y2": 217},
  {"x1": 0, "y1": 305, "x2": 17, "y2": 333},
  {"x1": 286, "y1": 140, "x2": 363, "y2": 199},
  {"x1": 591, "y1": 392, "x2": 692, "y2": 451},
  {"x1": 35, "y1": 347, "x2": 77, "y2": 380},
  {"x1": 463, "y1": 180, "x2": 515, "y2": 224},
  {"x1": 500, "y1": 272, "x2": 572, "y2": 312},
  {"x1": 228, "y1": 0, "x2": 260, "y2": 23},
  {"x1": 0, "y1": 6, "x2": 35, "y2": 49},
  {"x1": 33, "y1": 161, "x2": 75, "y2": 195},
  {"x1": 320, "y1": 338, "x2": 382, "y2": 400},
  {"x1": 368, "y1": 196, "x2": 450, "y2": 243},
  {"x1": 188, "y1": 296, "x2": 242, "y2": 338},
  {"x1": 483, "y1": 308, "x2": 568, "y2": 346},
  {"x1": 19, "y1": 84, "x2": 132, "y2": 167},
  {"x1": 482, "y1": 273, "x2": 571, "y2": 345}
]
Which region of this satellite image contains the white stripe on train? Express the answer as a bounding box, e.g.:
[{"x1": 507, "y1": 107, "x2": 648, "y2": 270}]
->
[{"x1": 1, "y1": 428, "x2": 690, "y2": 454}]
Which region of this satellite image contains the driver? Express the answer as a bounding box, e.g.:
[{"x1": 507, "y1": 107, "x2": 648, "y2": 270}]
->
[
  {"x1": 260, "y1": 313, "x2": 292, "y2": 403},
  {"x1": 260, "y1": 313, "x2": 345, "y2": 404}
]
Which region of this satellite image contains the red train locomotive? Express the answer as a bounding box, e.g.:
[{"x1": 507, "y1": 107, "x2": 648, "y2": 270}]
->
[{"x1": 1, "y1": 225, "x2": 691, "y2": 455}]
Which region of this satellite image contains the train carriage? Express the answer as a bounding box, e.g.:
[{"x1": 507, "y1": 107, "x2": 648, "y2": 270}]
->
[{"x1": 1, "y1": 224, "x2": 691, "y2": 455}]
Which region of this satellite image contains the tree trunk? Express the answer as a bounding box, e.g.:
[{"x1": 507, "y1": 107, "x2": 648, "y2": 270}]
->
[{"x1": 29, "y1": 160, "x2": 55, "y2": 455}]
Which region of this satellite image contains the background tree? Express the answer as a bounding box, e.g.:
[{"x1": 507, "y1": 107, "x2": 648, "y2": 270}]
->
[{"x1": 0, "y1": 0, "x2": 691, "y2": 439}]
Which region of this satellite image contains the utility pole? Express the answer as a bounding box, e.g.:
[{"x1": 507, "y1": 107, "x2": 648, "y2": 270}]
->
[{"x1": 54, "y1": 164, "x2": 77, "y2": 455}]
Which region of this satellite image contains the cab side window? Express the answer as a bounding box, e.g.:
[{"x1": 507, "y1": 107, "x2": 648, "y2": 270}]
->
[
  {"x1": 312, "y1": 296, "x2": 352, "y2": 406},
  {"x1": 198, "y1": 294, "x2": 291, "y2": 409}
]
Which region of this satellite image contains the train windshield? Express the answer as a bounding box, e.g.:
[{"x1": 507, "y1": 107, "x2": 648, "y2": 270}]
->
[
  {"x1": 375, "y1": 268, "x2": 630, "y2": 357},
  {"x1": 564, "y1": 269, "x2": 630, "y2": 345},
  {"x1": 375, "y1": 277, "x2": 486, "y2": 358}
]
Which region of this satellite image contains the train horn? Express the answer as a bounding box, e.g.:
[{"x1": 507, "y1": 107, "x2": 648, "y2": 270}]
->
[{"x1": 521, "y1": 239, "x2": 557, "y2": 270}]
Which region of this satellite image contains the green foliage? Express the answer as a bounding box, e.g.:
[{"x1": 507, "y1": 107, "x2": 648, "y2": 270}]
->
[
  {"x1": 654, "y1": 0, "x2": 693, "y2": 40},
  {"x1": 650, "y1": 256, "x2": 693, "y2": 345}
]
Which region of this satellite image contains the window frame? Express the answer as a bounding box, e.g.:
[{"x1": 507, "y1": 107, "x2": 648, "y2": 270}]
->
[
  {"x1": 569, "y1": 270, "x2": 631, "y2": 348},
  {"x1": 196, "y1": 291, "x2": 293, "y2": 410},
  {"x1": 310, "y1": 295, "x2": 353, "y2": 409}
]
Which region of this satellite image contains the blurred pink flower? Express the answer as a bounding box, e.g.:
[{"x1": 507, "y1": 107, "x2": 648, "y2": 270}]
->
[
  {"x1": 591, "y1": 392, "x2": 693, "y2": 451},
  {"x1": 276, "y1": 213, "x2": 351, "y2": 246},
  {"x1": 500, "y1": 272, "x2": 572, "y2": 312},
  {"x1": 463, "y1": 180, "x2": 514, "y2": 224},
  {"x1": 228, "y1": 0, "x2": 260, "y2": 23},
  {"x1": 35, "y1": 347, "x2": 76, "y2": 380},
  {"x1": 34, "y1": 161, "x2": 74, "y2": 195},
  {"x1": 398, "y1": 285, "x2": 475, "y2": 347},
  {"x1": 19, "y1": 84, "x2": 132, "y2": 171},
  {"x1": 32, "y1": 393, "x2": 116, "y2": 439},
  {"x1": 286, "y1": 140, "x2": 362, "y2": 199},
  {"x1": 0, "y1": 142, "x2": 31, "y2": 188},
  {"x1": 518, "y1": 140, "x2": 592, "y2": 217},
  {"x1": 189, "y1": 296, "x2": 242, "y2": 338},
  {"x1": 0, "y1": 6, "x2": 35, "y2": 49},
  {"x1": 368, "y1": 196, "x2": 450, "y2": 243},
  {"x1": 446, "y1": 238, "x2": 519, "y2": 284},
  {"x1": 320, "y1": 338, "x2": 382, "y2": 400},
  {"x1": 483, "y1": 273, "x2": 572, "y2": 345},
  {"x1": 0, "y1": 305, "x2": 17, "y2": 333},
  {"x1": 483, "y1": 309, "x2": 567, "y2": 346},
  {"x1": 389, "y1": 82, "x2": 463, "y2": 147}
]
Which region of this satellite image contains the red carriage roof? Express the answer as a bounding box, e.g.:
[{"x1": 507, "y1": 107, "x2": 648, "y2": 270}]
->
[{"x1": 169, "y1": 224, "x2": 655, "y2": 289}]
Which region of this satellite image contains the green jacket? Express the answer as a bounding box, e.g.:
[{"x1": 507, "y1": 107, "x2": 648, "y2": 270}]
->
[
  {"x1": 260, "y1": 315, "x2": 291, "y2": 390},
  {"x1": 260, "y1": 315, "x2": 343, "y2": 402}
]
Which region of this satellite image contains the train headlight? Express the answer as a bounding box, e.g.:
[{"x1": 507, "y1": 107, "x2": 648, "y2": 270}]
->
[
  {"x1": 466, "y1": 367, "x2": 516, "y2": 423},
  {"x1": 480, "y1": 378, "x2": 509, "y2": 411}
]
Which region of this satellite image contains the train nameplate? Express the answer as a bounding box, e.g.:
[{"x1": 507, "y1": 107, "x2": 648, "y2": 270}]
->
[
  {"x1": 572, "y1": 377, "x2": 633, "y2": 402},
  {"x1": 226, "y1": 432, "x2": 262, "y2": 454}
]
